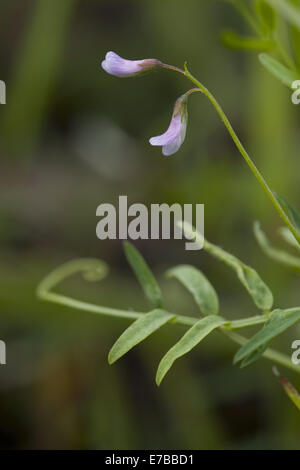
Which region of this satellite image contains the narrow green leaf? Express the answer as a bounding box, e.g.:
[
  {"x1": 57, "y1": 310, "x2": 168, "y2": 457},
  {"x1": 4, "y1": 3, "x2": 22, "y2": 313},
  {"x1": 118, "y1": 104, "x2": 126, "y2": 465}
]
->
[
  {"x1": 108, "y1": 309, "x2": 174, "y2": 364},
  {"x1": 166, "y1": 265, "x2": 219, "y2": 316},
  {"x1": 273, "y1": 367, "x2": 300, "y2": 411},
  {"x1": 234, "y1": 308, "x2": 300, "y2": 364},
  {"x1": 254, "y1": 222, "x2": 300, "y2": 270},
  {"x1": 156, "y1": 315, "x2": 226, "y2": 385},
  {"x1": 255, "y1": 0, "x2": 277, "y2": 33},
  {"x1": 204, "y1": 240, "x2": 273, "y2": 310},
  {"x1": 221, "y1": 30, "x2": 275, "y2": 51},
  {"x1": 180, "y1": 220, "x2": 273, "y2": 310},
  {"x1": 124, "y1": 242, "x2": 163, "y2": 308},
  {"x1": 275, "y1": 193, "x2": 300, "y2": 235},
  {"x1": 259, "y1": 53, "x2": 298, "y2": 88},
  {"x1": 240, "y1": 343, "x2": 269, "y2": 367},
  {"x1": 278, "y1": 227, "x2": 300, "y2": 251}
]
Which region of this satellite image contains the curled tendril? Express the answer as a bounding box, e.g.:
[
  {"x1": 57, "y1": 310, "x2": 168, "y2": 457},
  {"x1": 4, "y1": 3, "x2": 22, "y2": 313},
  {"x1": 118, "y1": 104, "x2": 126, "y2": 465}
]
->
[
  {"x1": 37, "y1": 259, "x2": 141, "y2": 321},
  {"x1": 37, "y1": 258, "x2": 109, "y2": 298}
]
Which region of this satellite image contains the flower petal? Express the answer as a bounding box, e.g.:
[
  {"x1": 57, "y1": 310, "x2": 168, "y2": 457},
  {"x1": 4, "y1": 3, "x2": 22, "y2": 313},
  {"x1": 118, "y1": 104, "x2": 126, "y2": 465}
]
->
[
  {"x1": 149, "y1": 114, "x2": 182, "y2": 147},
  {"x1": 101, "y1": 51, "x2": 142, "y2": 77},
  {"x1": 162, "y1": 117, "x2": 187, "y2": 156}
]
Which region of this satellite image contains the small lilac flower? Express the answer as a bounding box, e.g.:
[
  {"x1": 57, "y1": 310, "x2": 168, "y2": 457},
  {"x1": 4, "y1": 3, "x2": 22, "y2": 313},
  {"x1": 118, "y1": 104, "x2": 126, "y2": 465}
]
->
[
  {"x1": 101, "y1": 51, "x2": 161, "y2": 77},
  {"x1": 149, "y1": 94, "x2": 188, "y2": 156}
]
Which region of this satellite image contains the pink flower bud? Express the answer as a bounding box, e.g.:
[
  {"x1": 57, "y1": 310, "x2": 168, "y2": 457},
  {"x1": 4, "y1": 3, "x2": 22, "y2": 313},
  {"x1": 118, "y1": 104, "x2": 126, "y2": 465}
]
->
[
  {"x1": 149, "y1": 94, "x2": 188, "y2": 156},
  {"x1": 101, "y1": 51, "x2": 161, "y2": 77}
]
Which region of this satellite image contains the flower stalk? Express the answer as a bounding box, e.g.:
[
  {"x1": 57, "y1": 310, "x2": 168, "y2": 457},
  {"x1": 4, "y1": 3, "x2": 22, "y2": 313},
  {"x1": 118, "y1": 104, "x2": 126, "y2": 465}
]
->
[{"x1": 181, "y1": 63, "x2": 300, "y2": 245}]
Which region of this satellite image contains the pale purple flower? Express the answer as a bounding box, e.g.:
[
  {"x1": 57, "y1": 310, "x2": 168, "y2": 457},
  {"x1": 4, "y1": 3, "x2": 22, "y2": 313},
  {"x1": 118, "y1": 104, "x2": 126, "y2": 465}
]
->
[
  {"x1": 101, "y1": 51, "x2": 161, "y2": 77},
  {"x1": 149, "y1": 94, "x2": 188, "y2": 156}
]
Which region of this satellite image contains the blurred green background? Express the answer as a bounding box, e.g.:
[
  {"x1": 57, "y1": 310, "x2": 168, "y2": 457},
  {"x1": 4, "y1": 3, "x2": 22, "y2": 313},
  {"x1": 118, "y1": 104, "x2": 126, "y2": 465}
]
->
[{"x1": 0, "y1": 0, "x2": 300, "y2": 450}]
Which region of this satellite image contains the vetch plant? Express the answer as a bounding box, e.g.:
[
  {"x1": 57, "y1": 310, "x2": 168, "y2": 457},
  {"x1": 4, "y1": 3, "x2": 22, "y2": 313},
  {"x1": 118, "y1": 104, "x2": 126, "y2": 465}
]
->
[{"x1": 38, "y1": 1, "x2": 300, "y2": 409}]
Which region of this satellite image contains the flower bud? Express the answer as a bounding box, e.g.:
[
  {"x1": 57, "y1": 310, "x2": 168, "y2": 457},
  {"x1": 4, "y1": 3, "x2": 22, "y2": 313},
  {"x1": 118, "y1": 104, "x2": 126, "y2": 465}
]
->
[
  {"x1": 101, "y1": 51, "x2": 161, "y2": 77},
  {"x1": 149, "y1": 94, "x2": 188, "y2": 156}
]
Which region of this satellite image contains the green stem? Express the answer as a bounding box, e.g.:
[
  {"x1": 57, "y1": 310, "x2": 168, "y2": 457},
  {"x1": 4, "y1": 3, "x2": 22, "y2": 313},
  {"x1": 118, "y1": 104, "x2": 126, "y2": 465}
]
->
[
  {"x1": 228, "y1": 314, "x2": 268, "y2": 329},
  {"x1": 183, "y1": 65, "x2": 300, "y2": 245},
  {"x1": 38, "y1": 287, "x2": 268, "y2": 330}
]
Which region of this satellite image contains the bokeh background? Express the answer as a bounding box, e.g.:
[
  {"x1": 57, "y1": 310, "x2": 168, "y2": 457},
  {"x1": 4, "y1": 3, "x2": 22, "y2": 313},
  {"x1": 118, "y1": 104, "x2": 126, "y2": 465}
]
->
[{"x1": 0, "y1": 0, "x2": 300, "y2": 450}]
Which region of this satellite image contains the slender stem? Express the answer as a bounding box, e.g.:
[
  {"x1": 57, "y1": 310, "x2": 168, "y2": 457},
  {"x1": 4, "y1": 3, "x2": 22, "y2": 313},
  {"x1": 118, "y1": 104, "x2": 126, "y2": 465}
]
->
[
  {"x1": 182, "y1": 65, "x2": 300, "y2": 245},
  {"x1": 38, "y1": 288, "x2": 267, "y2": 330},
  {"x1": 161, "y1": 63, "x2": 185, "y2": 75},
  {"x1": 42, "y1": 291, "x2": 142, "y2": 320},
  {"x1": 228, "y1": 314, "x2": 268, "y2": 329}
]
